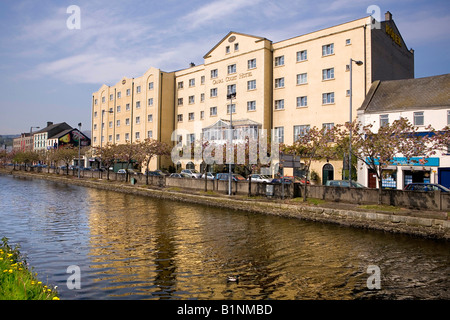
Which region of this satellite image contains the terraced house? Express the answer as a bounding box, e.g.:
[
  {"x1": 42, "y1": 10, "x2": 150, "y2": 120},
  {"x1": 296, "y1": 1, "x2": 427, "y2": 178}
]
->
[{"x1": 92, "y1": 11, "x2": 414, "y2": 180}]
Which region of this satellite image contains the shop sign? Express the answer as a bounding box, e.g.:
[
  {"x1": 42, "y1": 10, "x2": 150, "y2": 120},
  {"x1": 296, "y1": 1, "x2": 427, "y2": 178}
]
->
[{"x1": 368, "y1": 157, "x2": 439, "y2": 167}]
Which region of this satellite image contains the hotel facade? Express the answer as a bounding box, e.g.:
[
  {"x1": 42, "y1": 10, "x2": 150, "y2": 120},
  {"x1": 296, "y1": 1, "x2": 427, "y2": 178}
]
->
[{"x1": 92, "y1": 11, "x2": 414, "y2": 182}]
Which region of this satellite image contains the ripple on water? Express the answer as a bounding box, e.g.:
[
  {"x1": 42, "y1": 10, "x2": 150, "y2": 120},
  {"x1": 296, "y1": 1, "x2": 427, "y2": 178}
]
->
[{"x1": 0, "y1": 174, "x2": 449, "y2": 300}]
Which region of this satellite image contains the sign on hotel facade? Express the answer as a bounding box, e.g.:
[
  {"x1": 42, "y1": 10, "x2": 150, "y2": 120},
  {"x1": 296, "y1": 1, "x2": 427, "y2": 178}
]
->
[{"x1": 92, "y1": 11, "x2": 414, "y2": 182}]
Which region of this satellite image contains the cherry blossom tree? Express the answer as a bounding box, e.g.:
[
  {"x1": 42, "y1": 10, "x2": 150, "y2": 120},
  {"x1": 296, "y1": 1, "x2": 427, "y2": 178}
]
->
[
  {"x1": 281, "y1": 125, "x2": 338, "y2": 202},
  {"x1": 137, "y1": 138, "x2": 171, "y2": 185},
  {"x1": 335, "y1": 117, "x2": 450, "y2": 204}
]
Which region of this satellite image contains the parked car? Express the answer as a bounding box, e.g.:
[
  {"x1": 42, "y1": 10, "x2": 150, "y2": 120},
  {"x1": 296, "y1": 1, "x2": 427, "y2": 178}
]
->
[
  {"x1": 404, "y1": 183, "x2": 450, "y2": 192},
  {"x1": 325, "y1": 180, "x2": 366, "y2": 188},
  {"x1": 215, "y1": 173, "x2": 246, "y2": 181},
  {"x1": 247, "y1": 174, "x2": 271, "y2": 183},
  {"x1": 271, "y1": 177, "x2": 293, "y2": 184},
  {"x1": 117, "y1": 169, "x2": 138, "y2": 175},
  {"x1": 284, "y1": 176, "x2": 310, "y2": 185},
  {"x1": 201, "y1": 172, "x2": 215, "y2": 180},
  {"x1": 169, "y1": 173, "x2": 190, "y2": 178},
  {"x1": 181, "y1": 169, "x2": 202, "y2": 179},
  {"x1": 147, "y1": 170, "x2": 165, "y2": 176}
]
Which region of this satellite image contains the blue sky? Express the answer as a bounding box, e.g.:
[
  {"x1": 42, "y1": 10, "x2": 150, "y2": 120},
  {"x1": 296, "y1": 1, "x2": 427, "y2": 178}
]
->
[{"x1": 0, "y1": 0, "x2": 449, "y2": 135}]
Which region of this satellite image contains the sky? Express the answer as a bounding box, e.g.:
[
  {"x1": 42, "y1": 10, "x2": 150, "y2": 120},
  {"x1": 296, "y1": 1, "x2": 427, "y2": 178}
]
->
[{"x1": 0, "y1": 0, "x2": 449, "y2": 135}]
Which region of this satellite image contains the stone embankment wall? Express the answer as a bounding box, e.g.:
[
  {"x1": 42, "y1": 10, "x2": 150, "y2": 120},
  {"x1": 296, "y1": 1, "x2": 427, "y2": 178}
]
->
[{"x1": 3, "y1": 169, "x2": 449, "y2": 241}]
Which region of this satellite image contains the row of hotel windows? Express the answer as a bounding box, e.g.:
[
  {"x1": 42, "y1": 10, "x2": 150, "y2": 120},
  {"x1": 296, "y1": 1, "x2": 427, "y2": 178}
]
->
[
  {"x1": 94, "y1": 131, "x2": 153, "y2": 144},
  {"x1": 178, "y1": 64, "x2": 337, "y2": 92},
  {"x1": 95, "y1": 92, "x2": 337, "y2": 127},
  {"x1": 274, "y1": 123, "x2": 335, "y2": 143},
  {"x1": 180, "y1": 69, "x2": 338, "y2": 104},
  {"x1": 178, "y1": 41, "x2": 341, "y2": 89},
  {"x1": 177, "y1": 60, "x2": 257, "y2": 89},
  {"x1": 274, "y1": 42, "x2": 341, "y2": 67},
  {"x1": 94, "y1": 82, "x2": 156, "y2": 105},
  {"x1": 94, "y1": 114, "x2": 154, "y2": 130},
  {"x1": 94, "y1": 77, "x2": 336, "y2": 115},
  {"x1": 222, "y1": 41, "x2": 344, "y2": 62},
  {"x1": 94, "y1": 41, "x2": 346, "y2": 104}
]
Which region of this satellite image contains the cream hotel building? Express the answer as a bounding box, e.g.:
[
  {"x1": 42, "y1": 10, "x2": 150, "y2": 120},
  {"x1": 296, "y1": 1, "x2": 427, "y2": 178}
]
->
[{"x1": 92, "y1": 12, "x2": 414, "y2": 183}]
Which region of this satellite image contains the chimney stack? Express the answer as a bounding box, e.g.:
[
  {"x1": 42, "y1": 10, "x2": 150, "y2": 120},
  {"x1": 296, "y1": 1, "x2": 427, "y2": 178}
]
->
[
  {"x1": 385, "y1": 11, "x2": 392, "y2": 21},
  {"x1": 47, "y1": 121, "x2": 53, "y2": 127}
]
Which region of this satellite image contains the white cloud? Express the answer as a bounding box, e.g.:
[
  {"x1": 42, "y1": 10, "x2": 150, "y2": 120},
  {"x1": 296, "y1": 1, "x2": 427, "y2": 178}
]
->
[{"x1": 180, "y1": 0, "x2": 263, "y2": 30}]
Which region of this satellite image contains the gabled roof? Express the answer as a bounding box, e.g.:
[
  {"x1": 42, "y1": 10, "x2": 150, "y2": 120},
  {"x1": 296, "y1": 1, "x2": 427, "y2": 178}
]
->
[
  {"x1": 203, "y1": 31, "x2": 269, "y2": 59},
  {"x1": 358, "y1": 74, "x2": 450, "y2": 113},
  {"x1": 49, "y1": 128, "x2": 90, "y2": 140},
  {"x1": 203, "y1": 118, "x2": 262, "y2": 130},
  {"x1": 34, "y1": 122, "x2": 72, "y2": 134}
]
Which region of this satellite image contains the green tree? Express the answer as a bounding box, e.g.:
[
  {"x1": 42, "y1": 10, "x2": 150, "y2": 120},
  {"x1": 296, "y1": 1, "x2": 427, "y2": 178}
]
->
[{"x1": 282, "y1": 125, "x2": 338, "y2": 202}]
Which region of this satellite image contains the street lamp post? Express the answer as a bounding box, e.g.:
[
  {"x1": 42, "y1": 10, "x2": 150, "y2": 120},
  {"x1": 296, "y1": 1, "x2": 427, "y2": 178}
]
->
[
  {"x1": 227, "y1": 92, "x2": 236, "y2": 196},
  {"x1": 29, "y1": 126, "x2": 40, "y2": 151},
  {"x1": 348, "y1": 58, "x2": 363, "y2": 186},
  {"x1": 78, "y1": 123, "x2": 82, "y2": 179},
  {"x1": 100, "y1": 109, "x2": 114, "y2": 173}
]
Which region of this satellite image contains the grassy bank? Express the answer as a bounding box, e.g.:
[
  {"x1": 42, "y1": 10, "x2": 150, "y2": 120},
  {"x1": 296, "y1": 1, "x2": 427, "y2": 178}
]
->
[{"x1": 0, "y1": 237, "x2": 59, "y2": 300}]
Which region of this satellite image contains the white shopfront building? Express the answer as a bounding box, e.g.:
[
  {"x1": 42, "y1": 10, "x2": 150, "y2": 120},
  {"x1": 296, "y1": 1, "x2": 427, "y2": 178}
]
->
[{"x1": 357, "y1": 74, "x2": 450, "y2": 189}]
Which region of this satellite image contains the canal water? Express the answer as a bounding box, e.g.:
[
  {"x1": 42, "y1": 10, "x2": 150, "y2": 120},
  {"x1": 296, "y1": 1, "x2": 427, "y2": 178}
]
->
[{"x1": 0, "y1": 174, "x2": 448, "y2": 300}]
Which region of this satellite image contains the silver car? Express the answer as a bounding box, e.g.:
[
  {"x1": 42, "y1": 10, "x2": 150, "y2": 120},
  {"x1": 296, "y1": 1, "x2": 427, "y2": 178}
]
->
[
  {"x1": 181, "y1": 169, "x2": 202, "y2": 179},
  {"x1": 247, "y1": 174, "x2": 272, "y2": 183}
]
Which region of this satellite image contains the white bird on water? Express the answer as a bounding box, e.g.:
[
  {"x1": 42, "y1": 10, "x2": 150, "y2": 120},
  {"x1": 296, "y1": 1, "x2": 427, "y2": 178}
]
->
[{"x1": 227, "y1": 275, "x2": 239, "y2": 282}]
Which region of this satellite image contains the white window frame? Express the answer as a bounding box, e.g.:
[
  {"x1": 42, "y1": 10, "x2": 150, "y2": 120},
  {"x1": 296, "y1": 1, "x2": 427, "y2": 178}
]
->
[
  {"x1": 275, "y1": 78, "x2": 284, "y2": 89},
  {"x1": 297, "y1": 50, "x2": 307, "y2": 62},
  {"x1": 414, "y1": 111, "x2": 424, "y2": 126},
  {"x1": 275, "y1": 56, "x2": 284, "y2": 66},
  {"x1": 294, "y1": 125, "x2": 310, "y2": 141},
  {"x1": 322, "y1": 43, "x2": 334, "y2": 56},
  {"x1": 275, "y1": 127, "x2": 284, "y2": 143},
  {"x1": 297, "y1": 96, "x2": 307, "y2": 108},
  {"x1": 247, "y1": 80, "x2": 256, "y2": 90},
  {"x1": 227, "y1": 103, "x2": 236, "y2": 114},
  {"x1": 275, "y1": 99, "x2": 284, "y2": 110},
  {"x1": 380, "y1": 114, "x2": 389, "y2": 127},
  {"x1": 297, "y1": 73, "x2": 307, "y2": 85},
  {"x1": 247, "y1": 101, "x2": 256, "y2": 111},
  {"x1": 322, "y1": 92, "x2": 335, "y2": 105},
  {"x1": 322, "y1": 68, "x2": 335, "y2": 80},
  {"x1": 227, "y1": 64, "x2": 237, "y2": 74},
  {"x1": 248, "y1": 58, "x2": 256, "y2": 69}
]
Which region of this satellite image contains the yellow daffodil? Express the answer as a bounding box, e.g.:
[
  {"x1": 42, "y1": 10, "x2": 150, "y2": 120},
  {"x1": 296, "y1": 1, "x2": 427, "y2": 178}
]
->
[{"x1": 52, "y1": 297, "x2": 60, "y2": 300}]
